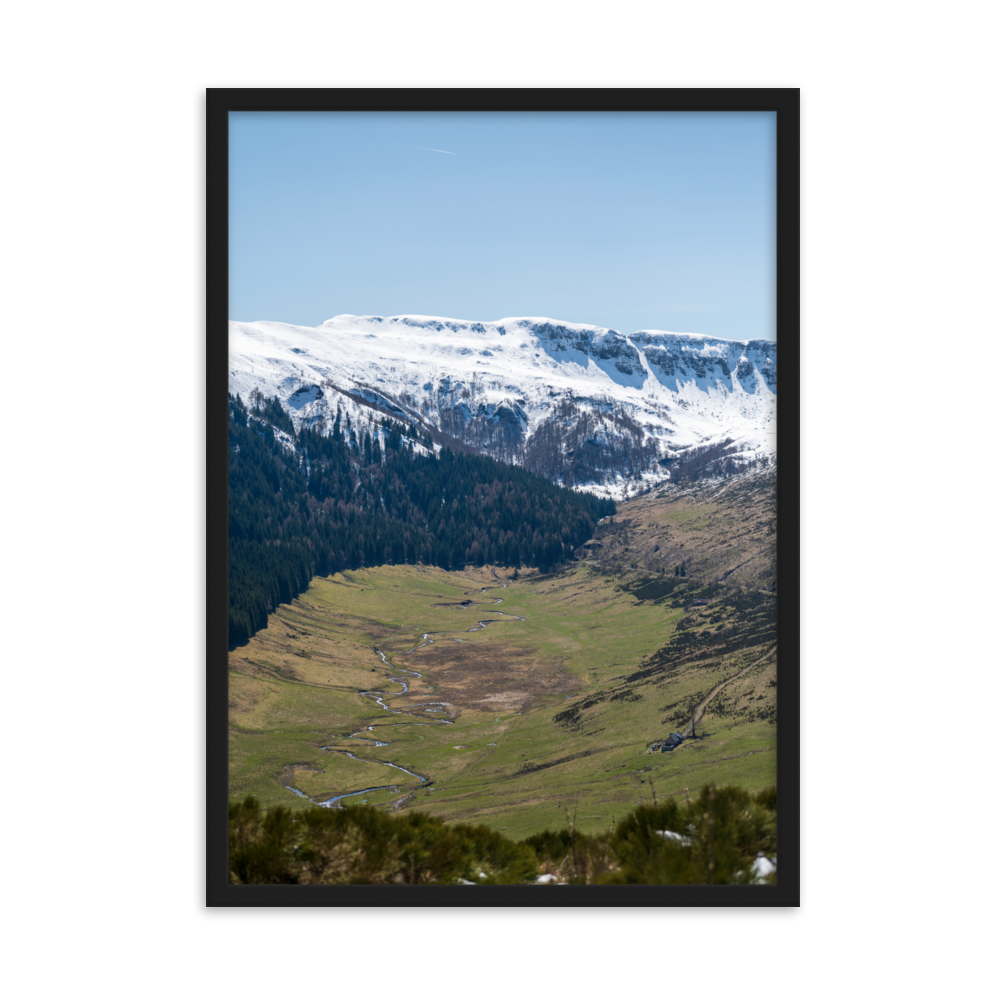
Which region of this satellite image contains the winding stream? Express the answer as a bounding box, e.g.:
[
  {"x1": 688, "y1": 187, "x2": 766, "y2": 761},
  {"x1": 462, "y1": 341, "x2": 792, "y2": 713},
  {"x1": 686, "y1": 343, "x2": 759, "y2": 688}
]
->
[{"x1": 286, "y1": 583, "x2": 524, "y2": 808}]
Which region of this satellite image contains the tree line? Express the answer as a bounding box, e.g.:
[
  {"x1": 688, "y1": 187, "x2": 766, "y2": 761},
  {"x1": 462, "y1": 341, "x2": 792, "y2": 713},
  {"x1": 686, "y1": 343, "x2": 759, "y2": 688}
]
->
[{"x1": 228, "y1": 392, "x2": 615, "y2": 648}]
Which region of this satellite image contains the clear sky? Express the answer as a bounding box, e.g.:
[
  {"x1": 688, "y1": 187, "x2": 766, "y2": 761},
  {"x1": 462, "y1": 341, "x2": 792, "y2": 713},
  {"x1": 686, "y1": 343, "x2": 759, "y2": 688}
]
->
[{"x1": 230, "y1": 111, "x2": 775, "y2": 341}]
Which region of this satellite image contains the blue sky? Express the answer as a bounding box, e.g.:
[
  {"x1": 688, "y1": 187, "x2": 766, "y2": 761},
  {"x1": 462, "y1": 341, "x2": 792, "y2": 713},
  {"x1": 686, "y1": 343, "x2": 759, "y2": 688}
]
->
[{"x1": 230, "y1": 111, "x2": 775, "y2": 341}]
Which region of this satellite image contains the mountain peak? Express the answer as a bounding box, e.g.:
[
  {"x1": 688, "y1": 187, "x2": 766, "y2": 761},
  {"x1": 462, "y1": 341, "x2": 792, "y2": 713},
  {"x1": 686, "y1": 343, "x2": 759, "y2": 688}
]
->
[{"x1": 230, "y1": 312, "x2": 776, "y2": 500}]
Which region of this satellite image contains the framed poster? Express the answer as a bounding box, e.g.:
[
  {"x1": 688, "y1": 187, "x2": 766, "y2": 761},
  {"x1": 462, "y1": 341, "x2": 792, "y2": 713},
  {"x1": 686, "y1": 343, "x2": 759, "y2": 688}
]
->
[{"x1": 207, "y1": 88, "x2": 799, "y2": 906}]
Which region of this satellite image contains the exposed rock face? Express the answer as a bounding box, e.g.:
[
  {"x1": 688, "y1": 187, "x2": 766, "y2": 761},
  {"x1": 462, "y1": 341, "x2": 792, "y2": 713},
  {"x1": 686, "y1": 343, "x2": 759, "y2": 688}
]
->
[
  {"x1": 594, "y1": 335, "x2": 644, "y2": 376},
  {"x1": 747, "y1": 341, "x2": 778, "y2": 391},
  {"x1": 287, "y1": 383, "x2": 325, "y2": 409},
  {"x1": 643, "y1": 345, "x2": 717, "y2": 380},
  {"x1": 630, "y1": 331, "x2": 777, "y2": 396},
  {"x1": 506, "y1": 320, "x2": 647, "y2": 385}
]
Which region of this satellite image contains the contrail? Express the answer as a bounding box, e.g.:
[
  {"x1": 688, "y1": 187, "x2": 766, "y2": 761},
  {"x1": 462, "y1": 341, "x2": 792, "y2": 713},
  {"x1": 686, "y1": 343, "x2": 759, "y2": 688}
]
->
[{"x1": 417, "y1": 146, "x2": 456, "y2": 155}]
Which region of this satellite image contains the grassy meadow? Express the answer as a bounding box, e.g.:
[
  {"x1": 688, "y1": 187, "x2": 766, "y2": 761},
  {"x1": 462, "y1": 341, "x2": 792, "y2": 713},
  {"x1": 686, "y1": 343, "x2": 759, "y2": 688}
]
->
[{"x1": 228, "y1": 470, "x2": 778, "y2": 840}]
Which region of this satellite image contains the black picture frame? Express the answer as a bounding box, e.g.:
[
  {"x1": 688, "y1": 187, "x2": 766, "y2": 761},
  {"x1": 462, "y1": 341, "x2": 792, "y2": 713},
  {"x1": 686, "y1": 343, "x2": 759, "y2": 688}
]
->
[{"x1": 207, "y1": 87, "x2": 799, "y2": 907}]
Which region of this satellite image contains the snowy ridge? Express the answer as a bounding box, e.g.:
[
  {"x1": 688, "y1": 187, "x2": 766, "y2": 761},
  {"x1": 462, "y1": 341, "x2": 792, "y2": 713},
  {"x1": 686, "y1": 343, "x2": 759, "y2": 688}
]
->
[{"x1": 229, "y1": 314, "x2": 776, "y2": 500}]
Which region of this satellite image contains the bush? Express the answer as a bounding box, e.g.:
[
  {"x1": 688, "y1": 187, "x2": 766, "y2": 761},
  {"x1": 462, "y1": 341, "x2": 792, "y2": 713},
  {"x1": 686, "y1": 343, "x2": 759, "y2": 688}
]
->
[
  {"x1": 524, "y1": 827, "x2": 615, "y2": 884},
  {"x1": 229, "y1": 796, "x2": 301, "y2": 884},
  {"x1": 447, "y1": 822, "x2": 539, "y2": 885},
  {"x1": 522, "y1": 828, "x2": 574, "y2": 861},
  {"x1": 597, "y1": 784, "x2": 777, "y2": 884},
  {"x1": 228, "y1": 797, "x2": 537, "y2": 885}
]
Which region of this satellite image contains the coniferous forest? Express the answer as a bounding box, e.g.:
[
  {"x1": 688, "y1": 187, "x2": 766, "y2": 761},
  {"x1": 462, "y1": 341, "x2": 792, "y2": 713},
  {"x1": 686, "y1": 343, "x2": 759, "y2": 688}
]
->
[{"x1": 228, "y1": 392, "x2": 615, "y2": 649}]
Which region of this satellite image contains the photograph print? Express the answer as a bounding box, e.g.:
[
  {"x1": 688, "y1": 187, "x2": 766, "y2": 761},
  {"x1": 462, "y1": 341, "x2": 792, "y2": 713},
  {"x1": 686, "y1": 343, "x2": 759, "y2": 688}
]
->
[{"x1": 210, "y1": 90, "x2": 797, "y2": 903}]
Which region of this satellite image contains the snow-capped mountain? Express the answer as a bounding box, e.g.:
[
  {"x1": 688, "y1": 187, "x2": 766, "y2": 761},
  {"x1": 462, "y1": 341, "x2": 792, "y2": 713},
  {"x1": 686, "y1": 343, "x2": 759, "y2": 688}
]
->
[{"x1": 229, "y1": 314, "x2": 777, "y2": 499}]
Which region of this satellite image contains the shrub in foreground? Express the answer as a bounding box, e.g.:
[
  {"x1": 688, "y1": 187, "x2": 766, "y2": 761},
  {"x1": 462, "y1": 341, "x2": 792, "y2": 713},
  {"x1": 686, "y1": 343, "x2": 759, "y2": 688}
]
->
[
  {"x1": 229, "y1": 797, "x2": 538, "y2": 885},
  {"x1": 598, "y1": 784, "x2": 778, "y2": 884},
  {"x1": 229, "y1": 784, "x2": 777, "y2": 885}
]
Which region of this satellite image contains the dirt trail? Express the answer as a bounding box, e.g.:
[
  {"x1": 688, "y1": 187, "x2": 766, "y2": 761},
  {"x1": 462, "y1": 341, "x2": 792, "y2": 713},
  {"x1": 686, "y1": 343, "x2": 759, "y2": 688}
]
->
[
  {"x1": 682, "y1": 644, "x2": 777, "y2": 737},
  {"x1": 716, "y1": 554, "x2": 756, "y2": 582}
]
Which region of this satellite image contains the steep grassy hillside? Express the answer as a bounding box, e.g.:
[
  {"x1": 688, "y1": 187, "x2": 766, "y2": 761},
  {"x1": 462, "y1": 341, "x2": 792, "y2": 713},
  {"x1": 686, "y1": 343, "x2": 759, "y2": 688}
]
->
[{"x1": 588, "y1": 468, "x2": 777, "y2": 590}]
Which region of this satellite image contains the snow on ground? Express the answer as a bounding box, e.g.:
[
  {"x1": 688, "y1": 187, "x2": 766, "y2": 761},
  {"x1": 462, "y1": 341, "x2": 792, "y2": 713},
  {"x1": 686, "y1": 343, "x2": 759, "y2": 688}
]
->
[{"x1": 229, "y1": 314, "x2": 776, "y2": 497}]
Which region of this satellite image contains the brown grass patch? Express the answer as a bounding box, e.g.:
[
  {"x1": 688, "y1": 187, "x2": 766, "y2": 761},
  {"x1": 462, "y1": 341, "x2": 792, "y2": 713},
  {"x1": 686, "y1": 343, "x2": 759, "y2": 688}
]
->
[
  {"x1": 594, "y1": 468, "x2": 776, "y2": 588},
  {"x1": 228, "y1": 674, "x2": 271, "y2": 721},
  {"x1": 229, "y1": 608, "x2": 394, "y2": 692},
  {"x1": 394, "y1": 641, "x2": 577, "y2": 713}
]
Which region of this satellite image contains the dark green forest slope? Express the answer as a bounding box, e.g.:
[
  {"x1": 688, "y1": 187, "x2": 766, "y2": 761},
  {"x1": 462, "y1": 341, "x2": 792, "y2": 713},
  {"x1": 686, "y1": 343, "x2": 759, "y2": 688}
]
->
[{"x1": 228, "y1": 393, "x2": 615, "y2": 648}]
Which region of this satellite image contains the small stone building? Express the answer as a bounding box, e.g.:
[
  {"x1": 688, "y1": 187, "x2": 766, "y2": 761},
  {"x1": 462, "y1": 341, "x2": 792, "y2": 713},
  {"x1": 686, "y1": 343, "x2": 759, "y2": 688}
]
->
[{"x1": 650, "y1": 732, "x2": 686, "y2": 753}]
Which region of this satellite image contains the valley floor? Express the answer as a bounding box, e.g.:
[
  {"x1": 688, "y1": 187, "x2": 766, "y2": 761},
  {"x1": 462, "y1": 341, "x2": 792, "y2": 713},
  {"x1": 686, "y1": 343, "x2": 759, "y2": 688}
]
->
[{"x1": 228, "y1": 470, "x2": 779, "y2": 838}]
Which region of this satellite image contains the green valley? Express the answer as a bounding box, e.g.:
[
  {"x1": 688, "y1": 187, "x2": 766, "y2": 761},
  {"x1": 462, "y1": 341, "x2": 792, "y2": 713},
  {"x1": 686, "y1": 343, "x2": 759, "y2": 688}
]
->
[{"x1": 228, "y1": 468, "x2": 778, "y2": 840}]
